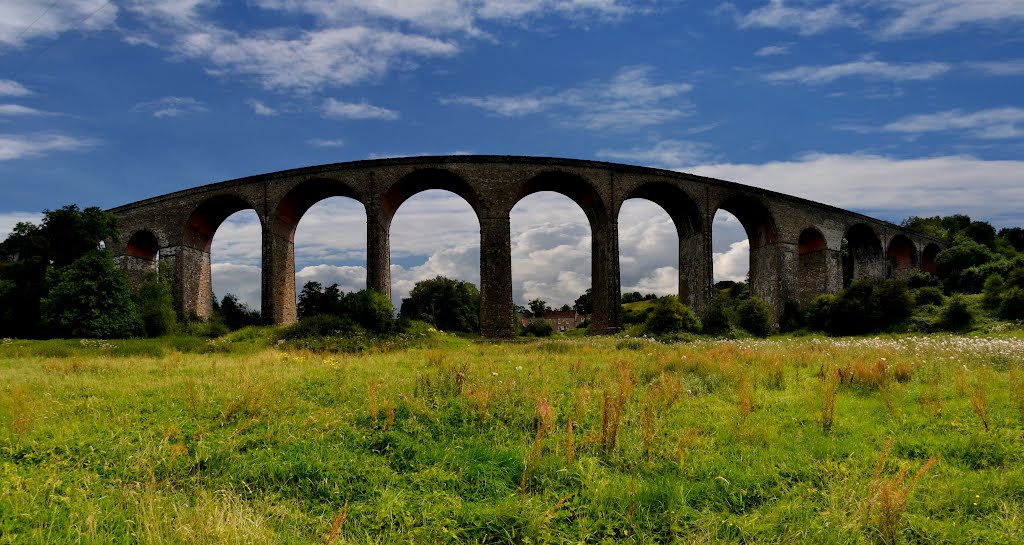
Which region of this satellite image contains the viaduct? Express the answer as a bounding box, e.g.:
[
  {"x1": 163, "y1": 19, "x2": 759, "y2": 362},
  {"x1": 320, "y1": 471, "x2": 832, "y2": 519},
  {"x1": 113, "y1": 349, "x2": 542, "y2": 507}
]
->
[{"x1": 107, "y1": 155, "x2": 944, "y2": 338}]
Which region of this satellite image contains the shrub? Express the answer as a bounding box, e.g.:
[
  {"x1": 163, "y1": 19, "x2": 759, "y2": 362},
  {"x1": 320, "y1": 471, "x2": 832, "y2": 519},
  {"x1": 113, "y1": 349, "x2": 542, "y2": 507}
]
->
[
  {"x1": 522, "y1": 318, "x2": 554, "y2": 337},
  {"x1": 345, "y1": 289, "x2": 396, "y2": 333},
  {"x1": 982, "y1": 273, "x2": 1005, "y2": 309},
  {"x1": 905, "y1": 271, "x2": 941, "y2": 289},
  {"x1": 645, "y1": 296, "x2": 701, "y2": 335},
  {"x1": 913, "y1": 286, "x2": 944, "y2": 307},
  {"x1": 701, "y1": 291, "x2": 733, "y2": 335},
  {"x1": 39, "y1": 250, "x2": 144, "y2": 339},
  {"x1": 804, "y1": 294, "x2": 835, "y2": 333},
  {"x1": 280, "y1": 314, "x2": 357, "y2": 340},
  {"x1": 1000, "y1": 287, "x2": 1024, "y2": 320},
  {"x1": 134, "y1": 273, "x2": 176, "y2": 337},
  {"x1": 875, "y1": 280, "x2": 913, "y2": 327},
  {"x1": 939, "y1": 295, "x2": 974, "y2": 331},
  {"x1": 736, "y1": 297, "x2": 774, "y2": 337},
  {"x1": 778, "y1": 300, "x2": 805, "y2": 333}
]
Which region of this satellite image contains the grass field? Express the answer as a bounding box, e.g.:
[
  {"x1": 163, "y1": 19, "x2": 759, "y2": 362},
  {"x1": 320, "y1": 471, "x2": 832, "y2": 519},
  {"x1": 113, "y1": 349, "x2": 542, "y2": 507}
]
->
[{"x1": 2, "y1": 332, "x2": 1024, "y2": 544}]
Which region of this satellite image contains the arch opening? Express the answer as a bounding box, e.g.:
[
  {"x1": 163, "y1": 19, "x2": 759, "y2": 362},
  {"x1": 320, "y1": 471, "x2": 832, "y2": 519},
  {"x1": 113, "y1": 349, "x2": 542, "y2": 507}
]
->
[
  {"x1": 292, "y1": 197, "x2": 368, "y2": 312},
  {"x1": 922, "y1": 243, "x2": 941, "y2": 274},
  {"x1": 209, "y1": 209, "x2": 262, "y2": 324},
  {"x1": 713, "y1": 195, "x2": 778, "y2": 310},
  {"x1": 390, "y1": 189, "x2": 481, "y2": 331},
  {"x1": 887, "y1": 235, "x2": 918, "y2": 278},
  {"x1": 511, "y1": 191, "x2": 592, "y2": 332},
  {"x1": 383, "y1": 169, "x2": 481, "y2": 219},
  {"x1": 126, "y1": 230, "x2": 159, "y2": 261},
  {"x1": 798, "y1": 227, "x2": 828, "y2": 304},
  {"x1": 620, "y1": 181, "x2": 704, "y2": 311},
  {"x1": 842, "y1": 224, "x2": 883, "y2": 287}
]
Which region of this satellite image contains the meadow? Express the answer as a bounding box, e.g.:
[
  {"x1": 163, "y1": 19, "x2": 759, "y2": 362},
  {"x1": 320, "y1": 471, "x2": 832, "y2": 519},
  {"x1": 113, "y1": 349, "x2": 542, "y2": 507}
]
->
[{"x1": 2, "y1": 332, "x2": 1023, "y2": 544}]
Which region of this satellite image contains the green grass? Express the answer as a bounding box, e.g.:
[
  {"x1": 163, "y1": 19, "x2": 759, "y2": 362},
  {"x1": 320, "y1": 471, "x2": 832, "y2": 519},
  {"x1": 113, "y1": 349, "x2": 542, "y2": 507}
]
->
[{"x1": 2, "y1": 334, "x2": 1024, "y2": 543}]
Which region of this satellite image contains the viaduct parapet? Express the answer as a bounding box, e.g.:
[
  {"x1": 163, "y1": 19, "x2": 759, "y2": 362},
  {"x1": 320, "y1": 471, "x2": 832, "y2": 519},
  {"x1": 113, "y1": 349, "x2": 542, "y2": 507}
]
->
[{"x1": 107, "y1": 155, "x2": 944, "y2": 337}]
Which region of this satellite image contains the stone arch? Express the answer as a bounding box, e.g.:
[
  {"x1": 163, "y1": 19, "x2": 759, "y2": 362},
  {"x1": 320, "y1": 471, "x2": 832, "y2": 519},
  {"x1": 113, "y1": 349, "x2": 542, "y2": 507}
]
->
[
  {"x1": 620, "y1": 181, "x2": 705, "y2": 310},
  {"x1": 714, "y1": 194, "x2": 780, "y2": 314},
  {"x1": 922, "y1": 243, "x2": 941, "y2": 274},
  {"x1": 125, "y1": 229, "x2": 159, "y2": 261},
  {"x1": 266, "y1": 178, "x2": 365, "y2": 324},
  {"x1": 183, "y1": 193, "x2": 259, "y2": 252},
  {"x1": 513, "y1": 171, "x2": 618, "y2": 332},
  {"x1": 886, "y1": 235, "x2": 918, "y2": 278},
  {"x1": 382, "y1": 168, "x2": 482, "y2": 220},
  {"x1": 797, "y1": 227, "x2": 828, "y2": 304},
  {"x1": 843, "y1": 223, "x2": 883, "y2": 286},
  {"x1": 180, "y1": 193, "x2": 261, "y2": 319}
]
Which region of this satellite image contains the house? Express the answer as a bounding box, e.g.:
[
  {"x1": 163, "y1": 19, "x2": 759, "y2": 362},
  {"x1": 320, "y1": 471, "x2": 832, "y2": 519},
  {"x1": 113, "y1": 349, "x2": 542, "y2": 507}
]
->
[{"x1": 519, "y1": 310, "x2": 587, "y2": 332}]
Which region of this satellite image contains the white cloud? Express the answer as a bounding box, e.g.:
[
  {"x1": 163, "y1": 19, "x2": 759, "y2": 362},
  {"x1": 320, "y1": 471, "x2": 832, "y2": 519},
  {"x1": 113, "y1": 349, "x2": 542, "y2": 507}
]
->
[
  {"x1": 0, "y1": 0, "x2": 117, "y2": 47},
  {"x1": 755, "y1": 44, "x2": 791, "y2": 56},
  {"x1": 246, "y1": 99, "x2": 278, "y2": 116},
  {"x1": 877, "y1": 0, "x2": 1024, "y2": 38},
  {"x1": 737, "y1": 0, "x2": 860, "y2": 35},
  {"x1": 0, "y1": 133, "x2": 97, "y2": 161},
  {"x1": 443, "y1": 65, "x2": 693, "y2": 131},
  {"x1": 763, "y1": 57, "x2": 950, "y2": 84},
  {"x1": 968, "y1": 59, "x2": 1024, "y2": 76},
  {"x1": 323, "y1": 98, "x2": 400, "y2": 120},
  {"x1": 597, "y1": 139, "x2": 713, "y2": 169},
  {"x1": 133, "y1": 96, "x2": 208, "y2": 118},
  {"x1": 0, "y1": 211, "x2": 42, "y2": 239},
  {"x1": 685, "y1": 153, "x2": 1024, "y2": 226},
  {"x1": 211, "y1": 263, "x2": 262, "y2": 311},
  {"x1": 713, "y1": 239, "x2": 750, "y2": 282},
  {"x1": 0, "y1": 104, "x2": 49, "y2": 116},
  {"x1": 308, "y1": 138, "x2": 346, "y2": 148},
  {"x1": 0, "y1": 80, "x2": 32, "y2": 97},
  {"x1": 878, "y1": 107, "x2": 1024, "y2": 139}
]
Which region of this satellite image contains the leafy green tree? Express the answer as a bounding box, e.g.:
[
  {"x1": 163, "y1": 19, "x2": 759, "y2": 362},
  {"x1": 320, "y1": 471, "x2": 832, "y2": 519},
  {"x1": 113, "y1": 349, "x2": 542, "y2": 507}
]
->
[
  {"x1": 38, "y1": 205, "x2": 120, "y2": 268},
  {"x1": 935, "y1": 237, "x2": 996, "y2": 292},
  {"x1": 701, "y1": 291, "x2": 734, "y2": 335},
  {"x1": 965, "y1": 221, "x2": 997, "y2": 249},
  {"x1": 998, "y1": 227, "x2": 1024, "y2": 252},
  {"x1": 804, "y1": 294, "x2": 836, "y2": 334},
  {"x1": 573, "y1": 289, "x2": 592, "y2": 314},
  {"x1": 345, "y1": 289, "x2": 396, "y2": 332},
  {"x1": 399, "y1": 276, "x2": 479, "y2": 333},
  {"x1": 134, "y1": 273, "x2": 177, "y2": 337},
  {"x1": 939, "y1": 295, "x2": 975, "y2": 331},
  {"x1": 778, "y1": 300, "x2": 804, "y2": 333},
  {"x1": 297, "y1": 281, "x2": 343, "y2": 318},
  {"x1": 646, "y1": 296, "x2": 701, "y2": 335},
  {"x1": 218, "y1": 294, "x2": 261, "y2": 331},
  {"x1": 40, "y1": 250, "x2": 143, "y2": 338},
  {"x1": 901, "y1": 216, "x2": 949, "y2": 242},
  {"x1": 982, "y1": 274, "x2": 1005, "y2": 309},
  {"x1": 736, "y1": 297, "x2": 774, "y2": 337},
  {"x1": 528, "y1": 298, "x2": 546, "y2": 318},
  {"x1": 1000, "y1": 288, "x2": 1024, "y2": 320}
]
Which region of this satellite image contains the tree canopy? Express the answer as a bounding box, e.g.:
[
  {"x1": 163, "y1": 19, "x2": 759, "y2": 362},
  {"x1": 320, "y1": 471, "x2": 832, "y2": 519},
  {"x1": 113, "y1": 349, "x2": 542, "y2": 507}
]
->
[{"x1": 400, "y1": 276, "x2": 480, "y2": 333}]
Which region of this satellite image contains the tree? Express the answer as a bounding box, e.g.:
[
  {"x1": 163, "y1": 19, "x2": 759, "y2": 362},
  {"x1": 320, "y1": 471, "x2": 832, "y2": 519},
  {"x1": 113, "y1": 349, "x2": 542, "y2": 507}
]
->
[
  {"x1": 965, "y1": 221, "x2": 997, "y2": 249},
  {"x1": 218, "y1": 294, "x2": 261, "y2": 331},
  {"x1": 528, "y1": 298, "x2": 546, "y2": 318},
  {"x1": 646, "y1": 296, "x2": 701, "y2": 335},
  {"x1": 522, "y1": 318, "x2": 553, "y2": 337},
  {"x1": 0, "y1": 205, "x2": 125, "y2": 338},
  {"x1": 345, "y1": 289, "x2": 396, "y2": 332},
  {"x1": 998, "y1": 227, "x2": 1024, "y2": 252},
  {"x1": 134, "y1": 273, "x2": 177, "y2": 337},
  {"x1": 736, "y1": 297, "x2": 774, "y2": 337},
  {"x1": 40, "y1": 250, "x2": 143, "y2": 338},
  {"x1": 569, "y1": 288, "x2": 598, "y2": 314},
  {"x1": 400, "y1": 276, "x2": 479, "y2": 333}
]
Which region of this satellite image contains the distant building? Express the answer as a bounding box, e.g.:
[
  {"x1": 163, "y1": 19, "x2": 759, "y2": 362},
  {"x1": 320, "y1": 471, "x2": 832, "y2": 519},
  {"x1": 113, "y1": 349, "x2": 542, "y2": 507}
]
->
[{"x1": 518, "y1": 310, "x2": 587, "y2": 332}]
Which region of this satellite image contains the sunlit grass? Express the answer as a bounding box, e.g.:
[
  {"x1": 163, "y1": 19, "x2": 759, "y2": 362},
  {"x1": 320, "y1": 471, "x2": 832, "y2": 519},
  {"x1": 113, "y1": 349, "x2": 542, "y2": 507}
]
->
[{"x1": 2, "y1": 333, "x2": 1023, "y2": 543}]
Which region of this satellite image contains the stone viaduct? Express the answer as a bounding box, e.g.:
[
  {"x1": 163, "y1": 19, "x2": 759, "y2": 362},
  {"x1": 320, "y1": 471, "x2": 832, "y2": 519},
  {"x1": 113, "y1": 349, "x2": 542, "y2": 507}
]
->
[{"x1": 107, "y1": 155, "x2": 944, "y2": 338}]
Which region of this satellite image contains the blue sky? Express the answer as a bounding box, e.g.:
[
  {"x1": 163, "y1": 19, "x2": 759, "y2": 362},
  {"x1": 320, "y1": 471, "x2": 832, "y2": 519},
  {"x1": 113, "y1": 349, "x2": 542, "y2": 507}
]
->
[{"x1": 2, "y1": 1, "x2": 1023, "y2": 310}]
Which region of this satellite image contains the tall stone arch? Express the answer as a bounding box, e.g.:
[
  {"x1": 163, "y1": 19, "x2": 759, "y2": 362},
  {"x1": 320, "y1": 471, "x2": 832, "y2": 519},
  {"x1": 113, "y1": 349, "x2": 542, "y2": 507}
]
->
[
  {"x1": 714, "y1": 194, "x2": 783, "y2": 315},
  {"x1": 886, "y1": 234, "x2": 918, "y2": 279},
  {"x1": 618, "y1": 180, "x2": 707, "y2": 312},
  {"x1": 513, "y1": 170, "x2": 620, "y2": 333},
  {"x1": 266, "y1": 177, "x2": 365, "y2": 324},
  {"x1": 843, "y1": 223, "x2": 884, "y2": 286}
]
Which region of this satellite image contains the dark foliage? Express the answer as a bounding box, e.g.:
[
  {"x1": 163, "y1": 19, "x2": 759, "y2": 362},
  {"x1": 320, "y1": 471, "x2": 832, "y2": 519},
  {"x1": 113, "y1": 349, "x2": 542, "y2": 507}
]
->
[
  {"x1": 134, "y1": 273, "x2": 177, "y2": 337},
  {"x1": 779, "y1": 300, "x2": 805, "y2": 333},
  {"x1": 1000, "y1": 288, "x2": 1024, "y2": 321},
  {"x1": 218, "y1": 294, "x2": 262, "y2": 331},
  {"x1": 574, "y1": 288, "x2": 593, "y2": 314},
  {"x1": 522, "y1": 318, "x2": 553, "y2": 337},
  {"x1": 40, "y1": 250, "x2": 143, "y2": 338},
  {"x1": 913, "y1": 286, "x2": 945, "y2": 307},
  {"x1": 646, "y1": 296, "x2": 701, "y2": 335},
  {"x1": 939, "y1": 295, "x2": 975, "y2": 331},
  {"x1": 736, "y1": 297, "x2": 774, "y2": 338},
  {"x1": 400, "y1": 276, "x2": 479, "y2": 333}
]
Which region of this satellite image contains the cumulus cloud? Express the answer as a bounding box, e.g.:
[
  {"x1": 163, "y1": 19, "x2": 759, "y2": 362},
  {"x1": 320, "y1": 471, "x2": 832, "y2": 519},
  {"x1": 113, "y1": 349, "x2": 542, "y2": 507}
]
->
[
  {"x1": 968, "y1": 59, "x2": 1024, "y2": 76},
  {"x1": 876, "y1": 0, "x2": 1024, "y2": 38},
  {"x1": 443, "y1": 65, "x2": 693, "y2": 131},
  {"x1": 323, "y1": 98, "x2": 399, "y2": 120},
  {"x1": 211, "y1": 263, "x2": 262, "y2": 311},
  {"x1": 0, "y1": 133, "x2": 97, "y2": 161},
  {"x1": 764, "y1": 57, "x2": 951, "y2": 85},
  {"x1": 133, "y1": 96, "x2": 208, "y2": 118},
  {"x1": 713, "y1": 239, "x2": 750, "y2": 282},
  {"x1": 0, "y1": 0, "x2": 116, "y2": 47},
  {"x1": 685, "y1": 153, "x2": 1024, "y2": 226}
]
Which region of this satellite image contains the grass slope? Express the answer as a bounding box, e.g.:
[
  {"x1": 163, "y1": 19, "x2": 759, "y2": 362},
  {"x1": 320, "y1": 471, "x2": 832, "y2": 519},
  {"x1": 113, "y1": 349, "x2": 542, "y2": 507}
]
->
[{"x1": 2, "y1": 334, "x2": 1023, "y2": 543}]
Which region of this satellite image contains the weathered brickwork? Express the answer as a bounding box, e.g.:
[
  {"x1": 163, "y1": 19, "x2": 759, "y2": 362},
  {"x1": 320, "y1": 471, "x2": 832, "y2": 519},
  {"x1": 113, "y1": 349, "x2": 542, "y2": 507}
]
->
[{"x1": 106, "y1": 156, "x2": 945, "y2": 338}]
